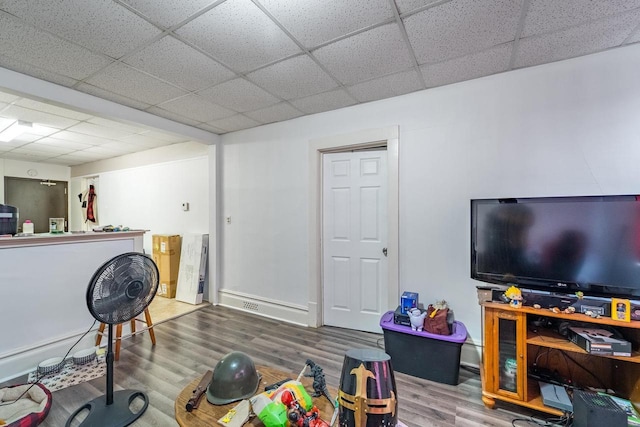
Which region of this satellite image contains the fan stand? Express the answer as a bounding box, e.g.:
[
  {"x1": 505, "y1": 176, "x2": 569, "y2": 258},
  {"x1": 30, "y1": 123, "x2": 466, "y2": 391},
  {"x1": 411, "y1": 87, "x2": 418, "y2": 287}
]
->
[{"x1": 65, "y1": 323, "x2": 149, "y2": 427}]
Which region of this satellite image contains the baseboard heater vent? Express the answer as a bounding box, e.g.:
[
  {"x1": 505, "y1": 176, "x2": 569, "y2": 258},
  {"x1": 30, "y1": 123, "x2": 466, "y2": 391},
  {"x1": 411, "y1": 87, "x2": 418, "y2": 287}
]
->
[{"x1": 242, "y1": 301, "x2": 259, "y2": 311}]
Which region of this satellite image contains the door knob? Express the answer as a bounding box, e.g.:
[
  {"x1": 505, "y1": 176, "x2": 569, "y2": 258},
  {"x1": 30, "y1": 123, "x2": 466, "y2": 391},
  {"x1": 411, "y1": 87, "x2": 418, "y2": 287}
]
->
[{"x1": 382, "y1": 247, "x2": 388, "y2": 257}]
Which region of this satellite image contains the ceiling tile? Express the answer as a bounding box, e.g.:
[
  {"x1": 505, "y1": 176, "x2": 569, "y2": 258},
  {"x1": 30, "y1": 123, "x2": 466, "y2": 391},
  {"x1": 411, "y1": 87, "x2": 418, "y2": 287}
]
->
[
  {"x1": 15, "y1": 98, "x2": 93, "y2": 121},
  {"x1": 84, "y1": 63, "x2": 188, "y2": 105},
  {"x1": 0, "y1": 137, "x2": 30, "y2": 147},
  {"x1": 45, "y1": 156, "x2": 87, "y2": 166},
  {"x1": 0, "y1": 105, "x2": 80, "y2": 129},
  {"x1": 247, "y1": 55, "x2": 338, "y2": 100},
  {"x1": 75, "y1": 83, "x2": 153, "y2": 111},
  {"x1": 139, "y1": 130, "x2": 191, "y2": 143},
  {"x1": 123, "y1": 36, "x2": 236, "y2": 91},
  {"x1": 97, "y1": 141, "x2": 140, "y2": 153},
  {"x1": 176, "y1": 0, "x2": 301, "y2": 72},
  {"x1": 244, "y1": 102, "x2": 303, "y2": 124},
  {"x1": 196, "y1": 123, "x2": 226, "y2": 134},
  {"x1": 259, "y1": 0, "x2": 393, "y2": 47},
  {"x1": 208, "y1": 114, "x2": 262, "y2": 132},
  {"x1": 82, "y1": 145, "x2": 123, "y2": 156},
  {"x1": 8, "y1": 134, "x2": 41, "y2": 144},
  {"x1": 87, "y1": 117, "x2": 148, "y2": 134},
  {"x1": 0, "y1": 54, "x2": 79, "y2": 87},
  {"x1": 515, "y1": 11, "x2": 640, "y2": 68},
  {"x1": 404, "y1": 0, "x2": 523, "y2": 64},
  {"x1": 36, "y1": 136, "x2": 93, "y2": 150},
  {"x1": 421, "y1": 42, "x2": 512, "y2": 88},
  {"x1": 0, "y1": 12, "x2": 113, "y2": 80},
  {"x1": 0, "y1": 93, "x2": 19, "y2": 103},
  {"x1": 118, "y1": 133, "x2": 174, "y2": 147},
  {"x1": 50, "y1": 130, "x2": 116, "y2": 146},
  {"x1": 0, "y1": 117, "x2": 14, "y2": 131},
  {"x1": 1, "y1": 152, "x2": 52, "y2": 162},
  {"x1": 627, "y1": 31, "x2": 640, "y2": 45},
  {"x1": 157, "y1": 95, "x2": 235, "y2": 122},
  {"x1": 289, "y1": 89, "x2": 356, "y2": 114},
  {"x1": 26, "y1": 124, "x2": 61, "y2": 137},
  {"x1": 347, "y1": 69, "x2": 423, "y2": 103},
  {"x1": 313, "y1": 23, "x2": 414, "y2": 85},
  {"x1": 120, "y1": 0, "x2": 217, "y2": 28},
  {"x1": 522, "y1": 0, "x2": 640, "y2": 38},
  {"x1": 67, "y1": 122, "x2": 135, "y2": 139},
  {"x1": 0, "y1": 0, "x2": 162, "y2": 58},
  {"x1": 395, "y1": 0, "x2": 451, "y2": 15},
  {"x1": 198, "y1": 78, "x2": 280, "y2": 112},
  {"x1": 17, "y1": 142, "x2": 74, "y2": 154},
  {"x1": 145, "y1": 106, "x2": 201, "y2": 126}
]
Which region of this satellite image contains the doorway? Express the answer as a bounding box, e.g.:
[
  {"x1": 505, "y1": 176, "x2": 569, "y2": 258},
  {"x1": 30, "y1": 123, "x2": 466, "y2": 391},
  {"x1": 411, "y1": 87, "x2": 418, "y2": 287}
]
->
[
  {"x1": 4, "y1": 177, "x2": 68, "y2": 233},
  {"x1": 322, "y1": 150, "x2": 389, "y2": 332},
  {"x1": 308, "y1": 126, "x2": 399, "y2": 333}
]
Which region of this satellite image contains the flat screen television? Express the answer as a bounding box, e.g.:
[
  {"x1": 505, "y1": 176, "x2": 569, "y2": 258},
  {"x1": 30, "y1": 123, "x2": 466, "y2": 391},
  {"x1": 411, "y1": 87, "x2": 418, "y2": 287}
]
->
[{"x1": 471, "y1": 195, "x2": 640, "y2": 298}]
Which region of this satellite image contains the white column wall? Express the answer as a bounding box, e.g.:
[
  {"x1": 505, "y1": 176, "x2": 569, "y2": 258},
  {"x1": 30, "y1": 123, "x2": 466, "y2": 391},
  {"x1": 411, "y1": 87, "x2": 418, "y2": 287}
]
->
[
  {"x1": 74, "y1": 156, "x2": 210, "y2": 255},
  {"x1": 221, "y1": 44, "x2": 640, "y2": 346},
  {"x1": 0, "y1": 158, "x2": 71, "y2": 208}
]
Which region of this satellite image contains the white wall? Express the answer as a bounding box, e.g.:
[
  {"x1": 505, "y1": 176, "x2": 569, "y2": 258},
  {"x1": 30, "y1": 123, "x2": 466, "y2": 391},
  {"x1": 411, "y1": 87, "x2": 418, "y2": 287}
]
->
[
  {"x1": 0, "y1": 158, "x2": 70, "y2": 204},
  {"x1": 220, "y1": 43, "x2": 640, "y2": 350},
  {"x1": 72, "y1": 151, "x2": 210, "y2": 255}
]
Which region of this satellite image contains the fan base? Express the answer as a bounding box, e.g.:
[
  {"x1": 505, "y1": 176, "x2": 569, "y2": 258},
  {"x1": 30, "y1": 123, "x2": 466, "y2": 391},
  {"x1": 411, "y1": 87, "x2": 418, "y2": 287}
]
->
[{"x1": 65, "y1": 389, "x2": 149, "y2": 427}]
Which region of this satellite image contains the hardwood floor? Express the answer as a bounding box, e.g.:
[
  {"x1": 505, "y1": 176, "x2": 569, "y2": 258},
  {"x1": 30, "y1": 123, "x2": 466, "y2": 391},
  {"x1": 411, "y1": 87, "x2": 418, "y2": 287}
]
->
[{"x1": 20, "y1": 305, "x2": 549, "y2": 426}]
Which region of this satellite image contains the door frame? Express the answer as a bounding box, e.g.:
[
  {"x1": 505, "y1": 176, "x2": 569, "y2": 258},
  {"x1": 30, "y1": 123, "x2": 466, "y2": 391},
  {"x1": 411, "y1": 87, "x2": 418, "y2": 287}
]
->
[{"x1": 308, "y1": 126, "x2": 399, "y2": 328}]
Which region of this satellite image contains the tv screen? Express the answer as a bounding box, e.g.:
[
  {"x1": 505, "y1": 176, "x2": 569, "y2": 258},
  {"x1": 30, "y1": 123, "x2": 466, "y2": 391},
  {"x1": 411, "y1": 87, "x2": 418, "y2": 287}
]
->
[{"x1": 471, "y1": 195, "x2": 640, "y2": 298}]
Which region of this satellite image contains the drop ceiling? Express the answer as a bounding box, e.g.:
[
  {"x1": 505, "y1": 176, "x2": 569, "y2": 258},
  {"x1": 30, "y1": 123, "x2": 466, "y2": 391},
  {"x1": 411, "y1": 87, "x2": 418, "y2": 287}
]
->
[{"x1": 0, "y1": 0, "x2": 639, "y2": 167}]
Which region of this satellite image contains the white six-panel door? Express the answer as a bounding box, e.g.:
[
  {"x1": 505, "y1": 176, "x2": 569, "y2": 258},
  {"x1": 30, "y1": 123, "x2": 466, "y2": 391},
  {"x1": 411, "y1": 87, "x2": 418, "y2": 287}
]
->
[{"x1": 322, "y1": 150, "x2": 388, "y2": 333}]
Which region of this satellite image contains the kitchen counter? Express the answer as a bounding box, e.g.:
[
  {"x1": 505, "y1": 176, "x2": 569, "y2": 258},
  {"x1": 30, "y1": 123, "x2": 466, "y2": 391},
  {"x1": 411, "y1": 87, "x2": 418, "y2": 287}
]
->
[
  {"x1": 0, "y1": 230, "x2": 145, "y2": 381},
  {"x1": 0, "y1": 230, "x2": 146, "y2": 249}
]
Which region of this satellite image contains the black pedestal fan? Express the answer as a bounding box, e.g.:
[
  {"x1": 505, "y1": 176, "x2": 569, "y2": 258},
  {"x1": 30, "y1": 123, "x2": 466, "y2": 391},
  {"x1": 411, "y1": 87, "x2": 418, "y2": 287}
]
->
[{"x1": 66, "y1": 252, "x2": 159, "y2": 427}]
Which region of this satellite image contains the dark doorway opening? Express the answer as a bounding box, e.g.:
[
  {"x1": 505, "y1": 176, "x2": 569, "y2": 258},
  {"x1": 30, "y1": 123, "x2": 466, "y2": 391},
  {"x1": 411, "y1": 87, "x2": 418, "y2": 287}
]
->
[{"x1": 4, "y1": 177, "x2": 68, "y2": 233}]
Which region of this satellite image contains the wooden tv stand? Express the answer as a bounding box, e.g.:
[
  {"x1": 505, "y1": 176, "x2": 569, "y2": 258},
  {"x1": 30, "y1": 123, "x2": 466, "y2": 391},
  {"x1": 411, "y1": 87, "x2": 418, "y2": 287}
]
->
[{"x1": 481, "y1": 301, "x2": 640, "y2": 415}]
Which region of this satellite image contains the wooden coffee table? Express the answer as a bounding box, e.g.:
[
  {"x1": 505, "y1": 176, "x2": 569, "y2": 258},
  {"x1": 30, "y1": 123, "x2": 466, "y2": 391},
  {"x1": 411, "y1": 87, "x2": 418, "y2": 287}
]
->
[{"x1": 175, "y1": 365, "x2": 338, "y2": 427}]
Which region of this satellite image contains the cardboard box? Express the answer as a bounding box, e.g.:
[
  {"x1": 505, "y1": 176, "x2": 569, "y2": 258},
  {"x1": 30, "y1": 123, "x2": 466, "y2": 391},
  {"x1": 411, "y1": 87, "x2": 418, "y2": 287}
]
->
[
  {"x1": 568, "y1": 326, "x2": 631, "y2": 356},
  {"x1": 152, "y1": 235, "x2": 181, "y2": 298},
  {"x1": 152, "y1": 234, "x2": 181, "y2": 255},
  {"x1": 157, "y1": 280, "x2": 177, "y2": 299},
  {"x1": 400, "y1": 291, "x2": 419, "y2": 314}
]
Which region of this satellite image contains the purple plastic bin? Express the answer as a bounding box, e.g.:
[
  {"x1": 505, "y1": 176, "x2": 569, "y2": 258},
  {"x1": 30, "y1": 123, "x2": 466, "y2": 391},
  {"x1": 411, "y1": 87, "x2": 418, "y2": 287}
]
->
[{"x1": 380, "y1": 310, "x2": 467, "y2": 384}]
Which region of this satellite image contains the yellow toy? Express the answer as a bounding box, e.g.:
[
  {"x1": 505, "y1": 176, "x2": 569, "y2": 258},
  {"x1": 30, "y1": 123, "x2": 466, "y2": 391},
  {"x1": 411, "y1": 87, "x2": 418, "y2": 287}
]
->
[{"x1": 504, "y1": 286, "x2": 523, "y2": 309}]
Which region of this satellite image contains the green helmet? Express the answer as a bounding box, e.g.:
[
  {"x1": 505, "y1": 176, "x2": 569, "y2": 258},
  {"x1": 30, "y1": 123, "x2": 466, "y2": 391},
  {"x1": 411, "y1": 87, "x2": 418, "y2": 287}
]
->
[{"x1": 206, "y1": 351, "x2": 260, "y2": 405}]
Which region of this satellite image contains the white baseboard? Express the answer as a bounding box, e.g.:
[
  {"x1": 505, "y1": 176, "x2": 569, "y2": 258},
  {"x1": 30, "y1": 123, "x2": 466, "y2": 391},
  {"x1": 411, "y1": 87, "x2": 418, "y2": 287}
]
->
[
  {"x1": 217, "y1": 290, "x2": 309, "y2": 327},
  {"x1": 0, "y1": 333, "x2": 98, "y2": 384},
  {"x1": 460, "y1": 339, "x2": 482, "y2": 368}
]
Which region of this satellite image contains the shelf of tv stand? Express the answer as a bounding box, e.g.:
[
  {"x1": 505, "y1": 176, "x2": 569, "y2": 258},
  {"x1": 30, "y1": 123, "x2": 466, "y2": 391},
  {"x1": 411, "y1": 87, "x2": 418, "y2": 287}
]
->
[
  {"x1": 484, "y1": 301, "x2": 640, "y2": 330},
  {"x1": 481, "y1": 301, "x2": 640, "y2": 416},
  {"x1": 527, "y1": 328, "x2": 640, "y2": 363}
]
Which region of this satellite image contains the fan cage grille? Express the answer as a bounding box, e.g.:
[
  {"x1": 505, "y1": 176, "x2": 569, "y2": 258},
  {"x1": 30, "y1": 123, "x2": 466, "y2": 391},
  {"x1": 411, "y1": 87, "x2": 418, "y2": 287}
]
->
[{"x1": 87, "y1": 252, "x2": 159, "y2": 325}]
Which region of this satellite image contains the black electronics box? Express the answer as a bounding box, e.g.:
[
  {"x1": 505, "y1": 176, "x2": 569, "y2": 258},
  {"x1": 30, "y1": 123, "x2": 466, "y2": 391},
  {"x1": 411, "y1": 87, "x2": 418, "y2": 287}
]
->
[
  {"x1": 567, "y1": 326, "x2": 631, "y2": 356},
  {"x1": 572, "y1": 390, "x2": 627, "y2": 427},
  {"x1": 393, "y1": 306, "x2": 410, "y2": 327}
]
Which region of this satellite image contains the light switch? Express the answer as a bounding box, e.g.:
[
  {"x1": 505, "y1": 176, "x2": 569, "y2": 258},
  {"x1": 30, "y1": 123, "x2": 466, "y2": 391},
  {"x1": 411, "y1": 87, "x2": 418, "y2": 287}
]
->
[{"x1": 182, "y1": 202, "x2": 189, "y2": 211}]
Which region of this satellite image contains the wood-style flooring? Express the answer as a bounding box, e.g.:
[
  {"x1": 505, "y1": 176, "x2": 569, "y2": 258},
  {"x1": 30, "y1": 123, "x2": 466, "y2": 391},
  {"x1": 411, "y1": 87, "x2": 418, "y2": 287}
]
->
[{"x1": 19, "y1": 305, "x2": 549, "y2": 426}]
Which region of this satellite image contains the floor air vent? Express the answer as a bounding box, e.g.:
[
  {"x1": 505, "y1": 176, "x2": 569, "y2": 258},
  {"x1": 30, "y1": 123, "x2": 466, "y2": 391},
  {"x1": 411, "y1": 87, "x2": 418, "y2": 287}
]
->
[{"x1": 242, "y1": 301, "x2": 259, "y2": 311}]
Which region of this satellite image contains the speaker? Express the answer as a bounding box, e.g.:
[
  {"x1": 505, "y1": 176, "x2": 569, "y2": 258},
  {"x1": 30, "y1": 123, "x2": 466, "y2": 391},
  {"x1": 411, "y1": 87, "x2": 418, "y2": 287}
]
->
[{"x1": 572, "y1": 390, "x2": 626, "y2": 427}]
